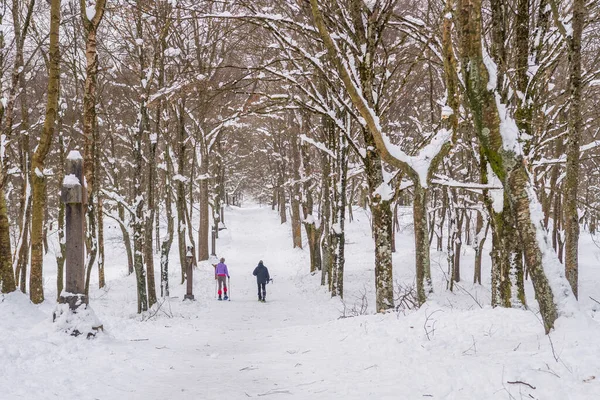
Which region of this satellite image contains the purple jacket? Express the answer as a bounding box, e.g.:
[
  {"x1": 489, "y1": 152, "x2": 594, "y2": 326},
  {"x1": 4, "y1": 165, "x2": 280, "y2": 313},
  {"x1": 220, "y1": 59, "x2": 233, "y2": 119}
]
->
[{"x1": 215, "y1": 262, "x2": 229, "y2": 276}]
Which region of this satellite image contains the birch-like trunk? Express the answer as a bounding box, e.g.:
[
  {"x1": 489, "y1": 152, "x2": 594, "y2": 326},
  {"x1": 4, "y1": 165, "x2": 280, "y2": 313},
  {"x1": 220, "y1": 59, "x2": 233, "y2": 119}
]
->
[
  {"x1": 333, "y1": 130, "x2": 348, "y2": 298},
  {"x1": 320, "y1": 150, "x2": 332, "y2": 287},
  {"x1": 132, "y1": 1, "x2": 148, "y2": 313},
  {"x1": 133, "y1": 108, "x2": 148, "y2": 313},
  {"x1": 56, "y1": 130, "x2": 66, "y2": 299},
  {"x1": 81, "y1": 0, "x2": 106, "y2": 297},
  {"x1": 97, "y1": 195, "x2": 105, "y2": 288},
  {"x1": 144, "y1": 113, "x2": 158, "y2": 307},
  {"x1": 160, "y1": 143, "x2": 175, "y2": 297}
]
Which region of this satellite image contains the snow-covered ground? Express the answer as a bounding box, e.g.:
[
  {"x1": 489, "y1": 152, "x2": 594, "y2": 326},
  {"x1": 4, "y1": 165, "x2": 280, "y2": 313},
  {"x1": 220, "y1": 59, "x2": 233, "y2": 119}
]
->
[{"x1": 2, "y1": 204, "x2": 600, "y2": 399}]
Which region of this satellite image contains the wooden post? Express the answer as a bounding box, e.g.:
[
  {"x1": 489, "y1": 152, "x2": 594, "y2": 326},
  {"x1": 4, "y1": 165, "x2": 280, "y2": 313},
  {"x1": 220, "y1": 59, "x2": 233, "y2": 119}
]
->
[
  {"x1": 211, "y1": 226, "x2": 216, "y2": 256},
  {"x1": 184, "y1": 245, "x2": 194, "y2": 301},
  {"x1": 221, "y1": 206, "x2": 224, "y2": 224},
  {"x1": 59, "y1": 151, "x2": 87, "y2": 309}
]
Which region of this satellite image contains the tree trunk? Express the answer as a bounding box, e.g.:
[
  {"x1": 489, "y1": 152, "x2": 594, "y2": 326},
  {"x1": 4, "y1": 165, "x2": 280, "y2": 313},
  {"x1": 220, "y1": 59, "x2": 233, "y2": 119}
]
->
[
  {"x1": 14, "y1": 189, "x2": 31, "y2": 293},
  {"x1": 81, "y1": 0, "x2": 106, "y2": 298},
  {"x1": 333, "y1": 130, "x2": 348, "y2": 298},
  {"x1": 133, "y1": 105, "x2": 148, "y2": 312},
  {"x1": 97, "y1": 195, "x2": 105, "y2": 288},
  {"x1": 198, "y1": 155, "x2": 210, "y2": 261},
  {"x1": 290, "y1": 125, "x2": 303, "y2": 248},
  {"x1": 414, "y1": 183, "x2": 431, "y2": 304},
  {"x1": 278, "y1": 182, "x2": 286, "y2": 224},
  {"x1": 132, "y1": 2, "x2": 148, "y2": 313},
  {"x1": 119, "y1": 202, "x2": 133, "y2": 274},
  {"x1": 56, "y1": 133, "x2": 66, "y2": 299},
  {"x1": 473, "y1": 213, "x2": 488, "y2": 285},
  {"x1": 160, "y1": 143, "x2": 175, "y2": 297},
  {"x1": 176, "y1": 103, "x2": 187, "y2": 283},
  {"x1": 301, "y1": 137, "x2": 321, "y2": 273},
  {"x1": 320, "y1": 150, "x2": 332, "y2": 287},
  {"x1": 392, "y1": 203, "x2": 398, "y2": 253},
  {"x1": 0, "y1": 190, "x2": 15, "y2": 293},
  {"x1": 454, "y1": 209, "x2": 464, "y2": 283},
  {"x1": 29, "y1": 0, "x2": 61, "y2": 303},
  {"x1": 1, "y1": 0, "x2": 35, "y2": 295},
  {"x1": 564, "y1": 0, "x2": 584, "y2": 298},
  {"x1": 144, "y1": 116, "x2": 158, "y2": 308}
]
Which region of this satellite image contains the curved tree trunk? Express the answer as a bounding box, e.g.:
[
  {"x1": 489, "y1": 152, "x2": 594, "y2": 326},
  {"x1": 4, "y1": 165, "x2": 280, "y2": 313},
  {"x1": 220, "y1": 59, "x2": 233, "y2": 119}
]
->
[{"x1": 457, "y1": 0, "x2": 575, "y2": 332}]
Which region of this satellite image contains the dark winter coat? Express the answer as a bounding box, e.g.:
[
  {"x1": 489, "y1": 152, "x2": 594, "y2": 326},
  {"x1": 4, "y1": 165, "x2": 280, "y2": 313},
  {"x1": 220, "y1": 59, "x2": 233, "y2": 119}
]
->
[{"x1": 253, "y1": 262, "x2": 270, "y2": 284}]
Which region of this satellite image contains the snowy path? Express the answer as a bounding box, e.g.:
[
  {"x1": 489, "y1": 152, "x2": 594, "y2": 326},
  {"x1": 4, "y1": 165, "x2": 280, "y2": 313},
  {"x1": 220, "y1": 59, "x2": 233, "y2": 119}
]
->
[
  {"x1": 2, "y1": 204, "x2": 600, "y2": 399},
  {"x1": 1, "y1": 205, "x2": 345, "y2": 400}
]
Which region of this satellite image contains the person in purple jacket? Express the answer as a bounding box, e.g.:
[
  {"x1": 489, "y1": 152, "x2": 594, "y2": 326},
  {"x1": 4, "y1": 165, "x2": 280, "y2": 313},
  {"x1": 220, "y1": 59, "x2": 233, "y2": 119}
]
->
[{"x1": 214, "y1": 257, "x2": 230, "y2": 300}]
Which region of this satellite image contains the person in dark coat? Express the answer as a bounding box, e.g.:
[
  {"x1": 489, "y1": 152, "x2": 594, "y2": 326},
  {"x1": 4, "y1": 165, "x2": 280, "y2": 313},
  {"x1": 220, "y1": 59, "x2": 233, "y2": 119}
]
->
[{"x1": 252, "y1": 260, "x2": 270, "y2": 302}]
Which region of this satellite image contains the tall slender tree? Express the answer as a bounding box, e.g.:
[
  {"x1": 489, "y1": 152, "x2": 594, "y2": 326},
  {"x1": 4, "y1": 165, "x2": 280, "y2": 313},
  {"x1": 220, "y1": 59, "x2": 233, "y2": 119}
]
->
[{"x1": 29, "y1": 0, "x2": 61, "y2": 303}]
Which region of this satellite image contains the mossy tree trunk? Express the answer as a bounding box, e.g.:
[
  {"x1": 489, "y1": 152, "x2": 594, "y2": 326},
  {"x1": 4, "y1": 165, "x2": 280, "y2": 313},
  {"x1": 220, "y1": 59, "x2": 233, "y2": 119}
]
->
[
  {"x1": 456, "y1": 0, "x2": 574, "y2": 332},
  {"x1": 29, "y1": 0, "x2": 61, "y2": 304}
]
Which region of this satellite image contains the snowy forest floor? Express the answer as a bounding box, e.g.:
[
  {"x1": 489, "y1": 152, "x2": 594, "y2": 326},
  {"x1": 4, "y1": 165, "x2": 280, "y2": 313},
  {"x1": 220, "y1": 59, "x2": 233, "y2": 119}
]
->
[{"x1": 2, "y1": 204, "x2": 600, "y2": 399}]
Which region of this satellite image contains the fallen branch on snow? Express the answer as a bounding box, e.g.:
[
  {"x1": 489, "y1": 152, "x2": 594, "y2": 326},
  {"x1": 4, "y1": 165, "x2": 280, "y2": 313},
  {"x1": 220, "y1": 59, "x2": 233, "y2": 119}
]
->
[{"x1": 507, "y1": 380, "x2": 536, "y2": 390}]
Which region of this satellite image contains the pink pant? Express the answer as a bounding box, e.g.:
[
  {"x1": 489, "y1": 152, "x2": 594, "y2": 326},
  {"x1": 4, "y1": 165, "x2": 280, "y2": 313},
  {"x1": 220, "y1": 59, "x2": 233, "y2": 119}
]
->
[{"x1": 217, "y1": 275, "x2": 228, "y2": 295}]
